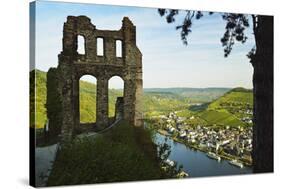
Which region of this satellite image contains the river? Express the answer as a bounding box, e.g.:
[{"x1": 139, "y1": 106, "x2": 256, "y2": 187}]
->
[
  {"x1": 34, "y1": 130, "x2": 252, "y2": 186},
  {"x1": 154, "y1": 133, "x2": 252, "y2": 177}
]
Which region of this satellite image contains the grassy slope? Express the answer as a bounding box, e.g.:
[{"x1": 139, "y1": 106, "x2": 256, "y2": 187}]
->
[
  {"x1": 208, "y1": 91, "x2": 253, "y2": 109},
  {"x1": 32, "y1": 70, "x2": 252, "y2": 128},
  {"x1": 34, "y1": 70, "x2": 47, "y2": 128},
  {"x1": 143, "y1": 88, "x2": 229, "y2": 118},
  {"x1": 143, "y1": 92, "x2": 188, "y2": 117},
  {"x1": 198, "y1": 110, "x2": 244, "y2": 127},
  {"x1": 79, "y1": 81, "x2": 97, "y2": 123},
  {"x1": 144, "y1": 88, "x2": 230, "y2": 103},
  {"x1": 32, "y1": 70, "x2": 123, "y2": 128},
  {"x1": 47, "y1": 120, "x2": 165, "y2": 186},
  {"x1": 197, "y1": 88, "x2": 253, "y2": 127},
  {"x1": 33, "y1": 70, "x2": 188, "y2": 128},
  {"x1": 79, "y1": 81, "x2": 123, "y2": 123}
]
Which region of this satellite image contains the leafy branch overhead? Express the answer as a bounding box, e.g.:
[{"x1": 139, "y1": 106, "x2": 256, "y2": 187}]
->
[{"x1": 158, "y1": 9, "x2": 256, "y2": 58}]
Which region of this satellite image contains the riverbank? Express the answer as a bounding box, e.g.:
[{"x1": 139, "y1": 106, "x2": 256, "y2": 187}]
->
[
  {"x1": 154, "y1": 132, "x2": 253, "y2": 177},
  {"x1": 156, "y1": 129, "x2": 252, "y2": 167}
]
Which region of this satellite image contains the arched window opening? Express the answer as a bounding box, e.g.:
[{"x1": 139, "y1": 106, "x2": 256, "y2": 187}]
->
[
  {"x1": 97, "y1": 37, "x2": 104, "y2": 56},
  {"x1": 108, "y1": 76, "x2": 124, "y2": 119},
  {"x1": 79, "y1": 75, "x2": 97, "y2": 123},
  {"x1": 77, "y1": 35, "x2": 85, "y2": 54},
  {"x1": 116, "y1": 40, "x2": 122, "y2": 57}
]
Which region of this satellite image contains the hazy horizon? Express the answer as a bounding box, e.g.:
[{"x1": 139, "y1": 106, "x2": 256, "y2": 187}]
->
[{"x1": 78, "y1": 75, "x2": 253, "y2": 90}]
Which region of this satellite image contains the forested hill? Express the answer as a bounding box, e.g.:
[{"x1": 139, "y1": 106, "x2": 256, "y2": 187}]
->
[
  {"x1": 30, "y1": 70, "x2": 250, "y2": 129},
  {"x1": 144, "y1": 87, "x2": 230, "y2": 103},
  {"x1": 30, "y1": 70, "x2": 123, "y2": 128}
]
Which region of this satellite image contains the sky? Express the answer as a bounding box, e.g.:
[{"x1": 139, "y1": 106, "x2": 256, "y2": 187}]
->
[{"x1": 34, "y1": 0, "x2": 254, "y2": 89}]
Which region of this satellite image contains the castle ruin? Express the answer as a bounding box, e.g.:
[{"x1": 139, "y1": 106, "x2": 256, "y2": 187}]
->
[{"x1": 46, "y1": 16, "x2": 143, "y2": 139}]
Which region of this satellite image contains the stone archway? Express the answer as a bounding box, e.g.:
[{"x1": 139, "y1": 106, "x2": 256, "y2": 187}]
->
[
  {"x1": 108, "y1": 75, "x2": 124, "y2": 122},
  {"x1": 79, "y1": 75, "x2": 97, "y2": 125},
  {"x1": 46, "y1": 16, "x2": 143, "y2": 140}
]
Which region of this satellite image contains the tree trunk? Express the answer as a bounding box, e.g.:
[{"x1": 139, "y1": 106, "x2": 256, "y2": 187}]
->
[{"x1": 252, "y1": 15, "x2": 274, "y2": 173}]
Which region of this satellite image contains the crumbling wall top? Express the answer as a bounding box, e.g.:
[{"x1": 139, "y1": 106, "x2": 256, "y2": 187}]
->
[{"x1": 61, "y1": 15, "x2": 140, "y2": 65}]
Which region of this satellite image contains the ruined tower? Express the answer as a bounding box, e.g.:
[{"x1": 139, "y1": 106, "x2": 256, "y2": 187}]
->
[{"x1": 46, "y1": 16, "x2": 143, "y2": 139}]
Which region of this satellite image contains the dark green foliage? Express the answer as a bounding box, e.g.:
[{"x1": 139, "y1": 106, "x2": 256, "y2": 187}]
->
[
  {"x1": 46, "y1": 68, "x2": 62, "y2": 136},
  {"x1": 188, "y1": 102, "x2": 209, "y2": 111},
  {"x1": 221, "y1": 14, "x2": 249, "y2": 57},
  {"x1": 30, "y1": 70, "x2": 35, "y2": 128},
  {"x1": 47, "y1": 121, "x2": 177, "y2": 186},
  {"x1": 228, "y1": 87, "x2": 253, "y2": 93}
]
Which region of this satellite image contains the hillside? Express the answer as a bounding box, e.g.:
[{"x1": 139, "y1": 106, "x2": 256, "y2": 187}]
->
[
  {"x1": 30, "y1": 70, "x2": 209, "y2": 128},
  {"x1": 144, "y1": 87, "x2": 230, "y2": 103},
  {"x1": 30, "y1": 70, "x2": 123, "y2": 128},
  {"x1": 31, "y1": 70, "x2": 188, "y2": 128},
  {"x1": 142, "y1": 87, "x2": 229, "y2": 118},
  {"x1": 31, "y1": 70, "x2": 252, "y2": 129},
  {"x1": 79, "y1": 80, "x2": 123, "y2": 123},
  {"x1": 196, "y1": 88, "x2": 253, "y2": 127},
  {"x1": 197, "y1": 109, "x2": 245, "y2": 127},
  {"x1": 30, "y1": 69, "x2": 47, "y2": 128},
  {"x1": 143, "y1": 92, "x2": 189, "y2": 117}
]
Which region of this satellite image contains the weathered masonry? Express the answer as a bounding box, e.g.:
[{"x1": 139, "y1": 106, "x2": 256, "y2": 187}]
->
[{"x1": 46, "y1": 16, "x2": 143, "y2": 139}]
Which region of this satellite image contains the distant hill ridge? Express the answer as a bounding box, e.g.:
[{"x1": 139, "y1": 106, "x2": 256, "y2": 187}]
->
[
  {"x1": 30, "y1": 69, "x2": 122, "y2": 128},
  {"x1": 227, "y1": 87, "x2": 253, "y2": 93},
  {"x1": 30, "y1": 69, "x2": 252, "y2": 128},
  {"x1": 145, "y1": 87, "x2": 231, "y2": 103}
]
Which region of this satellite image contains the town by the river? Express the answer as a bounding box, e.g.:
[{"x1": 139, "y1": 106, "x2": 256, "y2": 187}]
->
[
  {"x1": 145, "y1": 96, "x2": 254, "y2": 177},
  {"x1": 153, "y1": 132, "x2": 252, "y2": 177}
]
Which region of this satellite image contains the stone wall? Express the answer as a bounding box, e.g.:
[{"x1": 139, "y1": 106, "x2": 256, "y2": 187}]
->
[
  {"x1": 46, "y1": 68, "x2": 62, "y2": 136},
  {"x1": 115, "y1": 97, "x2": 124, "y2": 121},
  {"x1": 47, "y1": 16, "x2": 143, "y2": 140}
]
